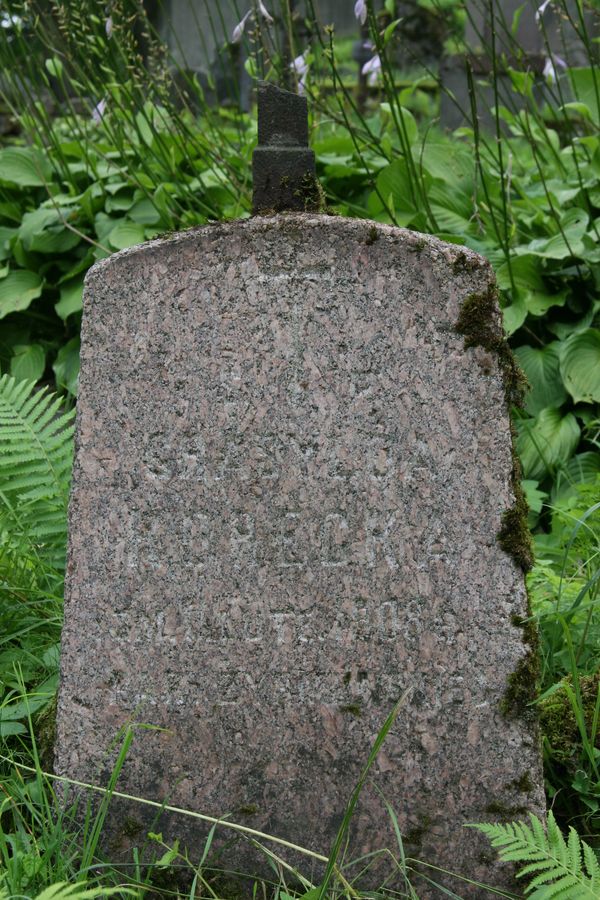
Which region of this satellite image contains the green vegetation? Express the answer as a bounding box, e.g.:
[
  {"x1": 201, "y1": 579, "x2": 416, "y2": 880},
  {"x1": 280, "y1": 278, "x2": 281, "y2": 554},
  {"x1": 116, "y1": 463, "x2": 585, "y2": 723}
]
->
[{"x1": 1, "y1": 0, "x2": 600, "y2": 895}]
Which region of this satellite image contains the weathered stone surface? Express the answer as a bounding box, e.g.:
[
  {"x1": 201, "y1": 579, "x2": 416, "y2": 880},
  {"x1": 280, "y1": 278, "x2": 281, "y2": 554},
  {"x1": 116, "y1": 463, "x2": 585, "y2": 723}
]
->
[{"x1": 56, "y1": 215, "x2": 544, "y2": 896}]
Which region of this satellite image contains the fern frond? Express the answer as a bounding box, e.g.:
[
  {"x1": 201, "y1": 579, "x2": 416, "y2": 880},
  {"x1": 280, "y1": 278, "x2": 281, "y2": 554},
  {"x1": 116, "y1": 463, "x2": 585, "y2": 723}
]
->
[
  {"x1": 0, "y1": 376, "x2": 75, "y2": 586},
  {"x1": 0, "y1": 375, "x2": 75, "y2": 508},
  {"x1": 470, "y1": 811, "x2": 600, "y2": 900}
]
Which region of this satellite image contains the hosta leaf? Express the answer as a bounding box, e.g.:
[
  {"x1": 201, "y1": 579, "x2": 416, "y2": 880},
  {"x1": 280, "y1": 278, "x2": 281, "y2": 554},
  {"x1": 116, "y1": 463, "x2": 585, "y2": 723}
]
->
[
  {"x1": 376, "y1": 160, "x2": 418, "y2": 216},
  {"x1": 521, "y1": 208, "x2": 588, "y2": 260},
  {"x1": 552, "y1": 452, "x2": 600, "y2": 501},
  {"x1": 53, "y1": 337, "x2": 80, "y2": 397},
  {"x1": 516, "y1": 408, "x2": 580, "y2": 481},
  {"x1": 55, "y1": 279, "x2": 84, "y2": 320},
  {"x1": 0, "y1": 721, "x2": 27, "y2": 736},
  {"x1": 0, "y1": 225, "x2": 17, "y2": 261},
  {"x1": 19, "y1": 208, "x2": 81, "y2": 254},
  {"x1": 522, "y1": 480, "x2": 547, "y2": 514},
  {"x1": 496, "y1": 253, "x2": 544, "y2": 293},
  {"x1": 559, "y1": 329, "x2": 600, "y2": 404},
  {"x1": 108, "y1": 220, "x2": 146, "y2": 250},
  {"x1": 129, "y1": 197, "x2": 162, "y2": 225},
  {"x1": 10, "y1": 344, "x2": 46, "y2": 382},
  {"x1": 503, "y1": 292, "x2": 528, "y2": 336},
  {"x1": 569, "y1": 67, "x2": 600, "y2": 125},
  {"x1": 0, "y1": 270, "x2": 43, "y2": 319},
  {"x1": 525, "y1": 289, "x2": 568, "y2": 317},
  {"x1": 514, "y1": 343, "x2": 567, "y2": 415},
  {"x1": 0, "y1": 146, "x2": 53, "y2": 187}
]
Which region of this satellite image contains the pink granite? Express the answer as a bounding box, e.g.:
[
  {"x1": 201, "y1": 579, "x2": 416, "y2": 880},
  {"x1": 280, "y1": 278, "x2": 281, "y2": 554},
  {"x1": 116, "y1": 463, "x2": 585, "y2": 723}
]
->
[{"x1": 56, "y1": 215, "x2": 544, "y2": 897}]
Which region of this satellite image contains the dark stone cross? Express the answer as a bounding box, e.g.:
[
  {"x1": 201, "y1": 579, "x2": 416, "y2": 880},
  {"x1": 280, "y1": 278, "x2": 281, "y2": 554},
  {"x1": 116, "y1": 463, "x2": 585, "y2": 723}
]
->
[{"x1": 252, "y1": 81, "x2": 318, "y2": 214}]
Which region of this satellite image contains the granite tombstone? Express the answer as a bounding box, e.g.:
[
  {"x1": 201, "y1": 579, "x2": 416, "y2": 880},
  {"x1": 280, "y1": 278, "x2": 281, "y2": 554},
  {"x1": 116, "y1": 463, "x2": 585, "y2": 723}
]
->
[{"x1": 56, "y1": 100, "x2": 544, "y2": 896}]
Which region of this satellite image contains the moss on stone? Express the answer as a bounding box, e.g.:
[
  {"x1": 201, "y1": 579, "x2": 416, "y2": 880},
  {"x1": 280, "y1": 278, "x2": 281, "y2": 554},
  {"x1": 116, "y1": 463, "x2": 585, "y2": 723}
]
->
[
  {"x1": 498, "y1": 494, "x2": 534, "y2": 572},
  {"x1": 121, "y1": 816, "x2": 144, "y2": 837},
  {"x1": 293, "y1": 173, "x2": 327, "y2": 213},
  {"x1": 404, "y1": 815, "x2": 432, "y2": 847},
  {"x1": 501, "y1": 614, "x2": 540, "y2": 720},
  {"x1": 455, "y1": 284, "x2": 534, "y2": 575},
  {"x1": 237, "y1": 804, "x2": 259, "y2": 816},
  {"x1": 539, "y1": 671, "x2": 600, "y2": 765},
  {"x1": 451, "y1": 250, "x2": 485, "y2": 275},
  {"x1": 484, "y1": 800, "x2": 529, "y2": 818},
  {"x1": 455, "y1": 284, "x2": 527, "y2": 411},
  {"x1": 365, "y1": 225, "x2": 379, "y2": 245},
  {"x1": 339, "y1": 703, "x2": 362, "y2": 717},
  {"x1": 506, "y1": 771, "x2": 535, "y2": 793}
]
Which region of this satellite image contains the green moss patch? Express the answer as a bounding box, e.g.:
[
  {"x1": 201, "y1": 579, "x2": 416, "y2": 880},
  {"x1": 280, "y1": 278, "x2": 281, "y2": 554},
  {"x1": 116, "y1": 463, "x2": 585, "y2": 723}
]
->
[
  {"x1": 502, "y1": 615, "x2": 540, "y2": 720},
  {"x1": 539, "y1": 671, "x2": 600, "y2": 765},
  {"x1": 294, "y1": 173, "x2": 327, "y2": 213},
  {"x1": 455, "y1": 284, "x2": 527, "y2": 410},
  {"x1": 455, "y1": 284, "x2": 534, "y2": 574},
  {"x1": 498, "y1": 493, "x2": 534, "y2": 572}
]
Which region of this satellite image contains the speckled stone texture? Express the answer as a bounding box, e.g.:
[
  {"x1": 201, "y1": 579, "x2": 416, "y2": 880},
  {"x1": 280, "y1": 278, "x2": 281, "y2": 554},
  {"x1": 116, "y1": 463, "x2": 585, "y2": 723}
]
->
[{"x1": 56, "y1": 215, "x2": 544, "y2": 897}]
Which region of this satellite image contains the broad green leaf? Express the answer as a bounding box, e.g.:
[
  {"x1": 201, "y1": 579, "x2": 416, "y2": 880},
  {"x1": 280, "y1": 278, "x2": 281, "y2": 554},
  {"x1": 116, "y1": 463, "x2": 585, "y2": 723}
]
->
[
  {"x1": 0, "y1": 147, "x2": 53, "y2": 187},
  {"x1": 94, "y1": 211, "x2": 116, "y2": 242},
  {"x1": 561, "y1": 101, "x2": 594, "y2": 121},
  {"x1": 569, "y1": 67, "x2": 600, "y2": 125},
  {"x1": 10, "y1": 343, "x2": 46, "y2": 381},
  {"x1": 19, "y1": 208, "x2": 81, "y2": 254},
  {"x1": 496, "y1": 254, "x2": 544, "y2": 292},
  {"x1": 520, "y1": 208, "x2": 588, "y2": 260},
  {"x1": 55, "y1": 279, "x2": 84, "y2": 320},
  {"x1": 514, "y1": 343, "x2": 568, "y2": 415},
  {"x1": 397, "y1": 107, "x2": 418, "y2": 146},
  {"x1": 502, "y1": 292, "x2": 528, "y2": 336},
  {"x1": 524, "y1": 288, "x2": 568, "y2": 317},
  {"x1": 0, "y1": 225, "x2": 17, "y2": 261},
  {"x1": 376, "y1": 160, "x2": 414, "y2": 214},
  {"x1": 0, "y1": 675, "x2": 57, "y2": 721},
  {"x1": 516, "y1": 408, "x2": 580, "y2": 481},
  {"x1": 553, "y1": 452, "x2": 600, "y2": 501},
  {"x1": 508, "y1": 67, "x2": 535, "y2": 99},
  {"x1": 105, "y1": 192, "x2": 135, "y2": 213},
  {"x1": 53, "y1": 336, "x2": 80, "y2": 396},
  {"x1": 45, "y1": 56, "x2": 64, "y2": 78},
  {"x1": 559, "y1": 328, "x2": 600, "y2": 404},
  {"x1": 0, "y1": 270, "x2": 43, "y2": 319},
  {"x1": 522, "y1": 480, "x2": 547, "y2": 514},
  {"x1": 135, "y1": 110, "x2": 155, "y2": 147},
  {"x1": 108, "y1": 220, "x2": 146, "y2": 250},
  {"x1": 0, "y1": 721, "x2": 26, "y2": 736}
]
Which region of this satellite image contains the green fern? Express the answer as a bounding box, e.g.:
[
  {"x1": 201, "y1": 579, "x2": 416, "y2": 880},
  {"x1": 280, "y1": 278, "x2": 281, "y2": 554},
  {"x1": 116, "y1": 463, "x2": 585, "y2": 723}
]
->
[
  {"x1": 471, "y1": 810, "x2": 600, "y2": 899},
  {"x1": 0, "y1": 375, "x2": 75, "y2": 577}
]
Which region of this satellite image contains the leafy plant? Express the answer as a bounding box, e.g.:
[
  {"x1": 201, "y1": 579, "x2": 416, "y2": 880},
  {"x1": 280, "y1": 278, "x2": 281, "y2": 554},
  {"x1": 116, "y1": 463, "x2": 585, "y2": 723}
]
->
[
  {"x1": 473, "y1": 810, "x2": 600, "y2": 899},
  {"x1": 0, "y1": 375, "x2": 74, "y2": 740}
]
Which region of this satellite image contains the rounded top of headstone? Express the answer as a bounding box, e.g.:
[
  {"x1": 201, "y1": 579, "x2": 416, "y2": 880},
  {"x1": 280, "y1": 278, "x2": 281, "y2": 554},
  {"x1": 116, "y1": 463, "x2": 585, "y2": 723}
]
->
[{"x1": 84, "y1": 214, "x2": 493, "y2": 288}]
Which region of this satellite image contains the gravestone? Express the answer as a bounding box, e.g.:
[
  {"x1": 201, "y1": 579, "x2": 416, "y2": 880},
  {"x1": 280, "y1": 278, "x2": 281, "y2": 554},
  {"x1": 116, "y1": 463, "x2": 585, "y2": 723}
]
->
[{"x1": 56, "y1": 212, "x2": 544, "y2": 891}]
